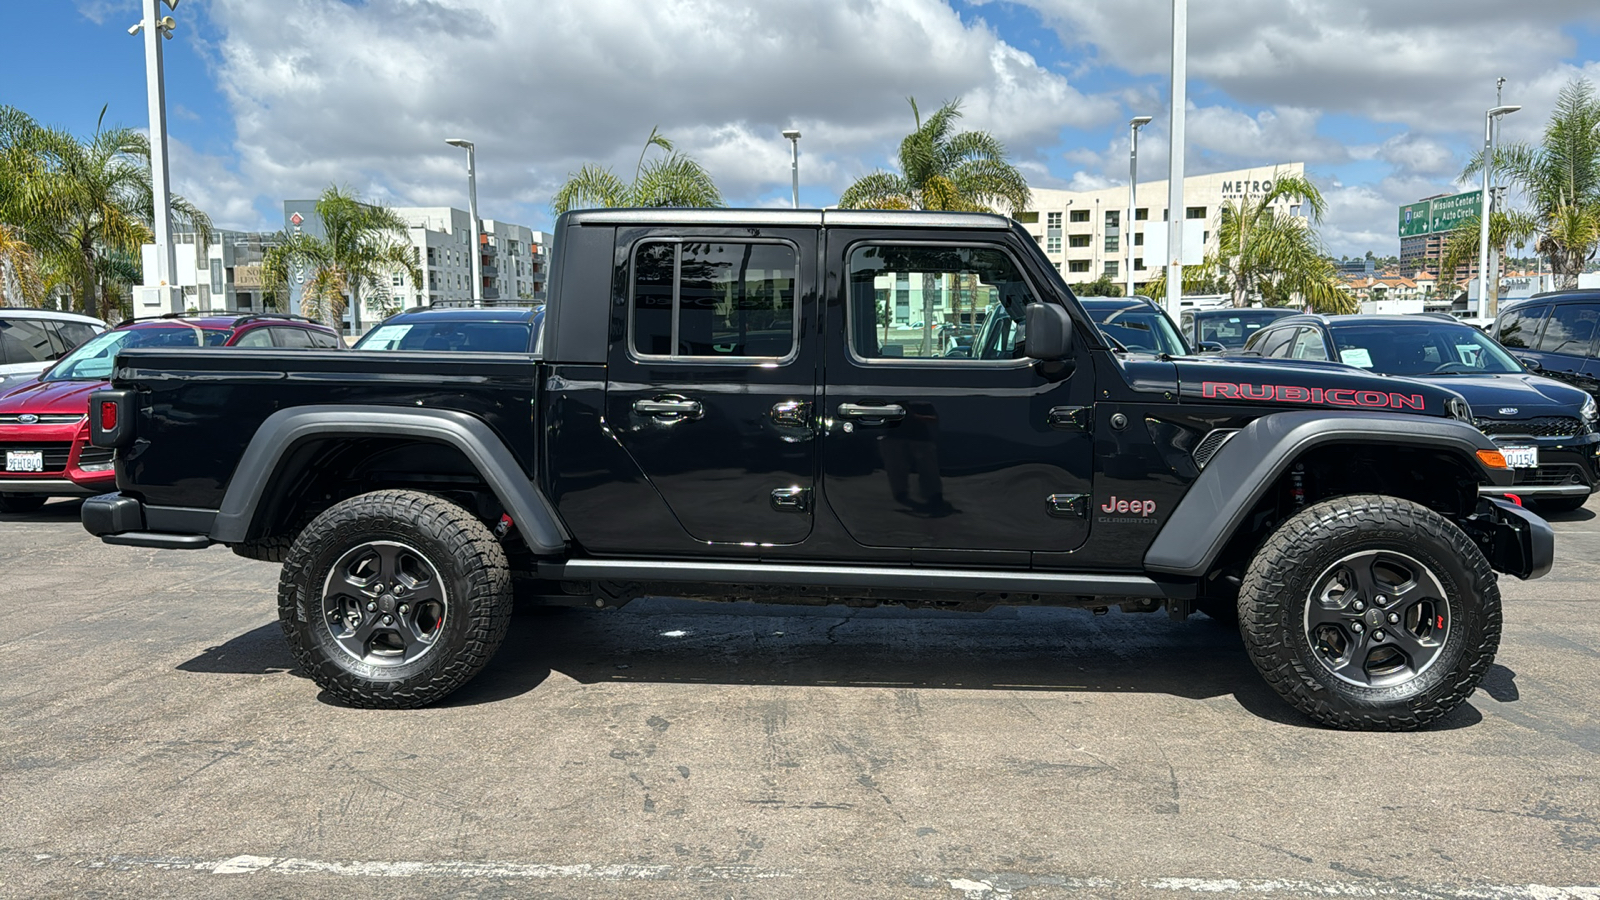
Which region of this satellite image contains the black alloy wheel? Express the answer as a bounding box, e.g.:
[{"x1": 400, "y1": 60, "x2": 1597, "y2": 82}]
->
[
  {"x1": 278, "y1": 489, "x2": 512, "y2": 708},
  {"x1": 1238, "y1": 494, "x2": 1501, "y2": 730}
]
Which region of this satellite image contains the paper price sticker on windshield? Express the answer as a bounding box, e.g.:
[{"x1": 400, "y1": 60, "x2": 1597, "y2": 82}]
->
[{"x1": 1340, "y1": 347, "x2": 1374, "y2": 368}]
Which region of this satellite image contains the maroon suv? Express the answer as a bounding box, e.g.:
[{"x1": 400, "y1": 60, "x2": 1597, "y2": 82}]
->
[{"x1": 0, "y1": 313, "x2": 342, "y2": 511}]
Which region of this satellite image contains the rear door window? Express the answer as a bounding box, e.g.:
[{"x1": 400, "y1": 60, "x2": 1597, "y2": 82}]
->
[
  {"x1": 0, "y1": 318, "x2": 58, "y2": 363},
  {"x1": 55, "y1": 321, "x2": 101, "y2": 349},
  {"x1": 232, "y1": 328, "x2": 276, "y2": 348},
  {"x1": 308, "y1": 330, "x2": 341, "y2": 349},
  {"x1": 1495, "y1": 305, "x2": 1547, "y2": 349},
  {"x1": 1289, "y1": 327, "x2": 1330, "y2": 360},
  {"x1": 1535, "y1": 303, "x2": 1600, "y2": 357},
  {"x1": 631, "y1": 239, "x2": 798, "y2": 360},
  {"x1": 274, "y1": 327, "x2": 315, "y2": 348}
]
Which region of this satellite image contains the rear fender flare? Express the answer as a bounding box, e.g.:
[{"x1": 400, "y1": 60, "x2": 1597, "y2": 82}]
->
[
  {"x1": 210, "y1": 406, "x2": 568, "y2": 555},
  {"x1": 1144, "y1": 410, "x2": 1506, "y2": 577}
]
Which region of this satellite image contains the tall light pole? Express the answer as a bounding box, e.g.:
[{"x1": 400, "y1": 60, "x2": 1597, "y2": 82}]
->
[
  {"x1": 782, "y1": 129, "x2": 802, "y2": 209},
  {"x1": 1478, "y1": 104, "x2": 1519, "y2": 318},
  {"x1": 445, "y1": 138, "x2": 483, "y2": 308},
  {"x1": 129, "y1": 0, "x2": 180, "y2": 317},
  {"x1": 1165, "y1": 0, "x2": 1187, "y2": 316},
  {"x1": 1127, "y1": 115, "x2": 1153, "y2": 299}
]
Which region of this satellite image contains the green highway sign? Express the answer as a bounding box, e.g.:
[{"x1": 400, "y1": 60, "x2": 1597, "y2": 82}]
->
[
  {"x1": 1429, "y1": 191, "x2": 1481, "y2": 234},
  {"x1": 1398, "y1": 191, "x2": 1482, "y2": 238},
  {"x1": 1399, "y1": 202, "x2": 1431, "y2": 237}
]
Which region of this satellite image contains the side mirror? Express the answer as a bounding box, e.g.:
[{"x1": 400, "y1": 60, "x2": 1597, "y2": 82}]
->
[
  {"x1": 1197, "y1": 341, "x2": 1226, "y2": 354},
  {"x1": 1024, "y1": 303, "x2": 1074, "y2": 361},
  {"x1": 1516, "y1": 354, "x2": 1542, "y2": 372}
]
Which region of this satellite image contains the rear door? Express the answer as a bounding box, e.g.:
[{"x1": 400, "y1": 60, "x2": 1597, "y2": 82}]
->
[
  {"x1": 1529, "y1": 301, "x2": 1600, "y2": 395},
  {"x1": 604, "y1": 229, "x2": 819, "y2": 547},
  {"x1": 818, "y1": 231, "x2": 1096, "y2": 558}
]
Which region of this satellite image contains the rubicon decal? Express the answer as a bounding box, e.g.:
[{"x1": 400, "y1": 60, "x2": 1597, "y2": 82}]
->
[{"x1": 1202, "y1": 382, "x2": 1425, "y2": 411}]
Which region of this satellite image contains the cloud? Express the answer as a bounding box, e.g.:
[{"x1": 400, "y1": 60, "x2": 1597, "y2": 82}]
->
[
  {"x1": 74, "y1": 0, "x2": 135, "y2": 26},
  {"x1": 201, "y1": 0, "x2": 1116, "y2": 229}
]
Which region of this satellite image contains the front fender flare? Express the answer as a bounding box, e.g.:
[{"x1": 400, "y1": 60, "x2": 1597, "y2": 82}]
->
[
  {"x1": 210, "y1": 406, "x2": 568, "y2": 555},
  {"x1": 1144, "y1": 411, "x2": 1507, "y2": 578}
]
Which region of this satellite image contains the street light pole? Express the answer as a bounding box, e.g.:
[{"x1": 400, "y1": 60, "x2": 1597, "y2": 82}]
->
[
  {"x1": 782, "y1": 129, "x2": 801, "y2": 209},
  {"x1": 1478, "y1": 104, "x2": 1520, "y2": 319},
  {"x1": 446, "y1": 138, "x2": 483, "y2": 308},
  {"x1": 129, "y1": 0, "x2": 179, "y2": 316},
  {"x1": 1165, "y1": 0, "x2": 1187, "y2": 316},
  {"x1": 1127, "y1": 115, "x2": 1153, "y2": 299}
]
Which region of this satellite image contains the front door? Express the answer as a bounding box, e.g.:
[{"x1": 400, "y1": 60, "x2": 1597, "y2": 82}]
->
[
  {"x1": 820, "y1": 234, "x2": 1095, "y2": 555},
  {"x1": 605, "y1": 229, "x2": 818, "y2": 546}
]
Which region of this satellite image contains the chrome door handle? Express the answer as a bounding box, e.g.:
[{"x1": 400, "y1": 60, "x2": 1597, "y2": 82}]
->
[
  {"x1": 771, "y1": 400, "x2": 810, "y2": 428},
  {"x1": 837, "y1": 402, "x2": 906, "y2": 422},
  {"x1": 633, "y1": 397, "x2": 704, "y2": 420}
]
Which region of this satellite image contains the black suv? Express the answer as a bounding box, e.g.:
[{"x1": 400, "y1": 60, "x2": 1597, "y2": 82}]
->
[
  {"x1": 1492, "y1": 290, "x2": 1600, "y2": 400},
  {"x1": 1240, "y1": 312, "x2": 1600, "y2": 511},
  {"x1": 81, "y1": 209, "x2": 1550, "y2": 730}
]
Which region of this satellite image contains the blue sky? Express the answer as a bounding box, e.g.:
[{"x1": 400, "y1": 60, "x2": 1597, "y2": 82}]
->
[{"x1": 4, "y1": 0, "x2": 1599, "y2": 257}]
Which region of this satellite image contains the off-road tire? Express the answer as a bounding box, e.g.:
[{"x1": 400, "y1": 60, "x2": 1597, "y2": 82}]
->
[
  {"x1": 278, "y1": 489, "x2": 512, "y2": 708},
  {"x1": 1238, "y1": 494, "x2": 1501, "y2": 731},
  {"x1": 233, "y1": 531, "x2": 296, "y2": 562},
  {"x1": 0, "y1": 494, "x2": 48, "y2": 514}
]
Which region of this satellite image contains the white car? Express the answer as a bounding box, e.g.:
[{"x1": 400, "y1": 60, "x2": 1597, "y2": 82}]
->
[{"x1": 0, "y1": 309, "x2": 107, "y2": 393}]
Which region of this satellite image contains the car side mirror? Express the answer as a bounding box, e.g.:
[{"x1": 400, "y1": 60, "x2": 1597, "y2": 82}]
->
[
  {"x1": 1024, "y1": 303, "x2": 1074, "y2": 361},
  {"x1": 1197, "y1": 341, "x2": 1225, "y2": 354},
  {"x1": 1516, "y1": 354, "x2": 1542, "y2": 372}
]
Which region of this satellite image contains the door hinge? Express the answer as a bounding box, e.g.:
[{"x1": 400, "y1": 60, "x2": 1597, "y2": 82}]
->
[
  {"x1": 1046, "y1": 493, "x2": 1089, "y2": 519},
  {"x1": 771, "y1": 486, "x2": 811, "y2": 513},
  {"x1": 1047, "y1": 406, "x2": 1091, "y2": 431}
]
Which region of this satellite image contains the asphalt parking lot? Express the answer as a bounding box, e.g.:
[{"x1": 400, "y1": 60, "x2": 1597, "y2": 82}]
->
[{"x1": 1, "y1": 499, "x2": 1597, "y2": 899}]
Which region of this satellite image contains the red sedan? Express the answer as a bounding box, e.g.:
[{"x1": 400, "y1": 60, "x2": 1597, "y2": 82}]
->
[{"x1": 0, "y1": 314, "x2": 342, "y2": 512}]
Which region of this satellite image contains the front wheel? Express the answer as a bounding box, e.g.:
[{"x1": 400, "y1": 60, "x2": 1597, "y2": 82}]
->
[
  {"x1": 278, "y1": 490, "x2": 512, "y2": 708},
  {"x1": 1238, "y1": 494, "x2": 1501, "y2": 731}
]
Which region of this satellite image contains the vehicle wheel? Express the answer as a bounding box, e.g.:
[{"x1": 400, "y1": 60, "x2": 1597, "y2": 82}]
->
[
  {"x1": 278, "y1": 489, "x2": 512, "y2": 708},
  {"x1": 1238, "y1": 494, "x2": 1500, "y2": 731},
  {"x1": 0, "y1": 494, "x2": 48, "y2": 514},
  {"x1": 1535, "y1": 495, "x2": 1588, "y2": 514}
]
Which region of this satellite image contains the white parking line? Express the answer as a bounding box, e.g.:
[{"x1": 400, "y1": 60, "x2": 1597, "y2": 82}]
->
[{"x1": 947, "y1": 875, "x2": 1600, "y2": 899}]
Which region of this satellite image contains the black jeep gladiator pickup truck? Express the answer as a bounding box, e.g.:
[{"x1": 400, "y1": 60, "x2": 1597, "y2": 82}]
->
[{"x1": 83, "y1": 209, "x2": 1552, "y2": 730}]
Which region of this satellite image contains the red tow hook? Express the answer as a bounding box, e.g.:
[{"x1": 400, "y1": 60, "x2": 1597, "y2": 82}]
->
[
  {"x1": 494, "y1": 514, "x2": 515, "y2": 539},
  {"x1": 1504, "y1": 493, "x2": 1523, "y2": 507}
]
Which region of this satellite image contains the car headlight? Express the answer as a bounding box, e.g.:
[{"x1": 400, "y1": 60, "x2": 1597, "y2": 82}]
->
[
  {"x1": 1583, "y1": 395, "x2": 1598, "y2": 428},
  {"x1": 1446, "y1": 396, "x2": 1474, "y2": 424}
]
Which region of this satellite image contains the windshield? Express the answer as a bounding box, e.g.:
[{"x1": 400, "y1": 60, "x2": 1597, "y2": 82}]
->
[
  {"x1": 1197, "y1": 311, "x2": 1291, "y2": 349},
  {"x1": 1331, "y1": 323, "x2": 1524, "y2": 376},
  {"x1": 1089, "y1": 307, "x2": 1190, "y2": 355},
  {"x1": 43, "y1": 326, "x2": 228, "y2": 382},
  {"x1": 355, "y1": 321, "x2": 534, "y2": 354}
]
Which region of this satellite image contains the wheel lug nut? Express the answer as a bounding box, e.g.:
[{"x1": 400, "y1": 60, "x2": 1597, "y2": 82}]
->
[
  {"x1": 366, "y1": 602, "x2": 376, "y2": 612},
  {"x1": 1353, "y1": 601, "x2": 1365, "y2": 612},
  {"x1": 398, "y1": 604, "x2": 409, "y2": 614},
  {"x1": 1352, "y1": 622, "x2": 1364, "y2": 633},
  {"x1": 1388, "y1": 613, "x2": 1399, "y2": 624},
  {"x1": 383, "y1": 614, "x2": 394, "y2": 625},
  {"x1": 1376, "y1": 595, "x2": 1387, "y2": 604},
  {"x1": 1374, "y1": 630, "x2": 1386, "y2": 641}
]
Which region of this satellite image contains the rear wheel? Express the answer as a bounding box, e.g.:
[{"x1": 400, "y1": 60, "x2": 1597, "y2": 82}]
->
[
  {"x1": 0, "y1": 494, "x2": 48, "y2": 514},
  {"x1": 1238, "y1": 494, "x2": 1500, "y2": 731},
  {"x1": 278, "y1": 489, "x2": 512, "y2": 708}
]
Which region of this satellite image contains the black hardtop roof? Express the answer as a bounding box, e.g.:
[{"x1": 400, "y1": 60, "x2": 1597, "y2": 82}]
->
[
  {"x1": 387, "y1": 306, "x2": 540, "y2": 323},
  {"x1": 1078, "y1": 296, "x2": 1159, "y2": 311},
  {"x1": 560, "y1": 208, "x2": 1016, "y2": 230},
  {"x1": 1520, "y1": 288, "x2": 1600, "y2": 307}
]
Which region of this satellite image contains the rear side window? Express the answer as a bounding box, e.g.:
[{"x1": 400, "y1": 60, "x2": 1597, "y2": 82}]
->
[
  {"x1": 1535, "y1": 303, "x2": 1600, "y2": 357},
  {"x1": 630, "y1": 240, "x2": 798, "y2": 360},
  {"x1": 232, "y1": 328, "x2": 276, "y2": 348},
  {"x1": 54, "y1": 321, "x2": 101, "y2": 349},
  {"x1": 0, "y1": 318, "x2": 58, "y2": 363},
  {"x1": 309, "y1": 330, "x2": 341, "y2": 349},
  {"x1": 1496, "y1": 305, "x2": 1547, "y2": 349},
  {"x1": 1290, "y1": 327, "x2": 1330, "y2": 361},
  {"x1": 274, "y1": 327, "x2": 315, "y2": 348}
]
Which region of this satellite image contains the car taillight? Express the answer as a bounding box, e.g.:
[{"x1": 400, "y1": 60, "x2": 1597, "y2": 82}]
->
[{"x1": 100, "y1": 400, "x2": 118, "y2": 432}]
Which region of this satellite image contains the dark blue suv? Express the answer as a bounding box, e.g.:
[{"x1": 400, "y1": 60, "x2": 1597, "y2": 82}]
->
[
  {"x1": 354, "y1": 305, "x2": 544, "y2": 354},
  {"x1": 1492, "y1": 290, "x2": 1600, "y2": 400},
  {"x1": 1242, "y1": 312, "x2": 1600, "y2": 512}
]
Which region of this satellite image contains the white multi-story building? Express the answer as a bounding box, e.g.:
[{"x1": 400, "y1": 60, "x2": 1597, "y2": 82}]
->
[
  {"x1": 1019, "y1": 163, "x2": 1308, "y2": 292},
  {"x1": 138, "y1": 230, "x2": 279, "y2": 315}
]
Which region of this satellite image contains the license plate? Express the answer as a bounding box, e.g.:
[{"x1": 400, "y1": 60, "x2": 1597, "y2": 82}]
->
[
  {"x1": 1501, "y1": 446, "x2": 1539, "y2": 469},
  {"x1": 5, "y1": 450, "x2": 43, "y2": 473}
]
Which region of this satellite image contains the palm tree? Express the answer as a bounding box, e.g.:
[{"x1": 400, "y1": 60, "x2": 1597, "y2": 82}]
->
[
  {"x1": 1439, "y1": 209, "x2": 1540, "y2": 310},
  {"x1": 550, "y1": 127, "x2": 722, "y2": 215},
  {"x1": 839, "y1": 98, "x2": 1031, "y2": 216},
  {"x1": 0, "y1": 105, "x2": 211, "y2": 319},
  {"x1": 262, "y1": 186, "x2": 421, "y2": 329},
  {"x1": 840, "y1": 98, "x2": 1032, "y2": 352},
  {"x1": 1463, "y1": 78, "x2": 1600, "y2": 289},
  {"x1": 0, "y1": 224, "x2": 44, "y2": 307}
]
